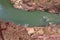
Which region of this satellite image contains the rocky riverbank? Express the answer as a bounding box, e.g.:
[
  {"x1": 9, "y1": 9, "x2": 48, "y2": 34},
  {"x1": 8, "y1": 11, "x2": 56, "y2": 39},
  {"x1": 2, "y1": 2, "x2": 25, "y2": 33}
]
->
[
  {"x1": 0, "y1": 19, "x2": 60, "y2": 40},
  {"x1": 10, "y1": 0, "x2": 60, "y2": 14}
]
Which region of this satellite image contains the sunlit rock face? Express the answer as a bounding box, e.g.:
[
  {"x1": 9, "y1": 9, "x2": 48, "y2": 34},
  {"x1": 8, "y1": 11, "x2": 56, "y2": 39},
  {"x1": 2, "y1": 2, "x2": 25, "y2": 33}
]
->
[{"x1": 10, "y1": 0, "x2": 60, "y2": 14}]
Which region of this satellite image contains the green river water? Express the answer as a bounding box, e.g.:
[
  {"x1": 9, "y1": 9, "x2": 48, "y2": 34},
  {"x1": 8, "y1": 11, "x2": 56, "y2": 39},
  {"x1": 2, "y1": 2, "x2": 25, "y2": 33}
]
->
[{"x1": 0, "y1": 0, "x2": 60, "y2": 26}]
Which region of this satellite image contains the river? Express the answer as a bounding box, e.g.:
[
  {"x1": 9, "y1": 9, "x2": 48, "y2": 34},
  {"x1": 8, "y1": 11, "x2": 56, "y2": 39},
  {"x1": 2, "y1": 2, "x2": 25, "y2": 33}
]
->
[{"x1": 0, "y1": 0, "x2": 60, "y2": 26}]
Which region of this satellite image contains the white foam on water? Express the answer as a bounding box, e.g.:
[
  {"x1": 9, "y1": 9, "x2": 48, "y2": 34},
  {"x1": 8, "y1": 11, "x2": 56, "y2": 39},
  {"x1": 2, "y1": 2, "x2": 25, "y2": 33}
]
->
[
  {"x1": 49, "y1": 22, "x2": 54, "y2": 25},
  {"x1": 43, "y1": 16, "x2": 47, "y2": 19},
  {"x1": 43, "y1": 16, "x2": 50, "y2": 22},
  {"x1": 24, "y1": 24, "x2": 29, "y2": 27},
  {"x1": 46, "y1": 19, "x2": 50, "y2": 22}
]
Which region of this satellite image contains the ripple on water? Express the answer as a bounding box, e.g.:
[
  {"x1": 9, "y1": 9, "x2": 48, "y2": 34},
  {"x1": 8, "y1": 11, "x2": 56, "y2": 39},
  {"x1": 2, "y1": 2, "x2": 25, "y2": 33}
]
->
[{"x1": 0, "y1": 4, "x2": 3, "y2": 10}]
